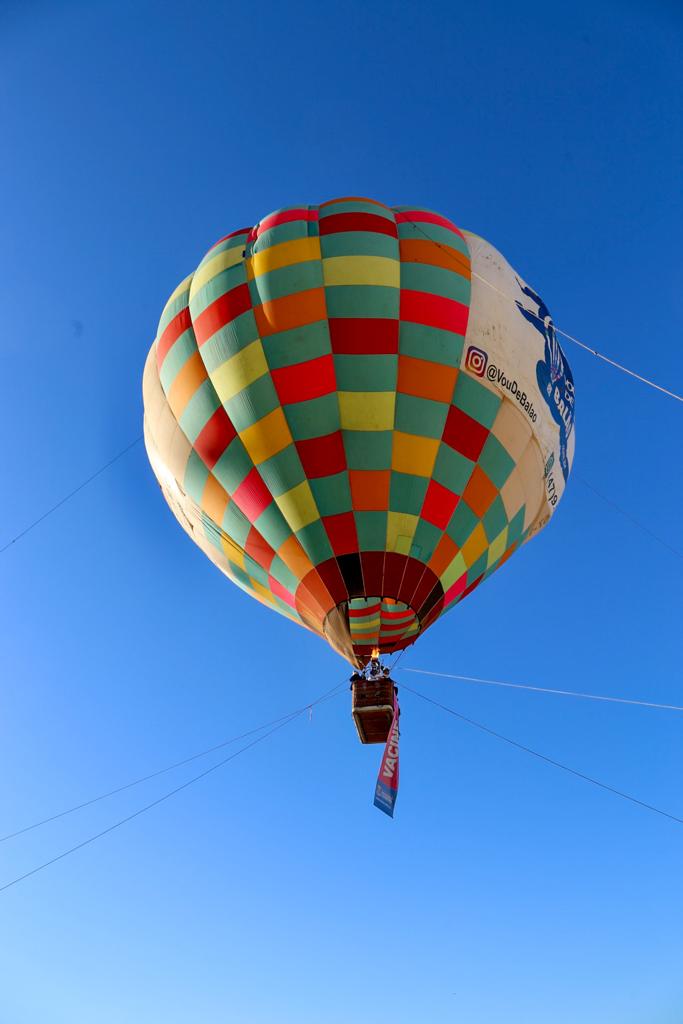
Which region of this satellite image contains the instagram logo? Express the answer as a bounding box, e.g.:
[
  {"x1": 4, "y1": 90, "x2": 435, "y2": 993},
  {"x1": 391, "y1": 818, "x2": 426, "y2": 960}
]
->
[{"x1": 465, "y1": 345, "x2": 488, "y2": 377}]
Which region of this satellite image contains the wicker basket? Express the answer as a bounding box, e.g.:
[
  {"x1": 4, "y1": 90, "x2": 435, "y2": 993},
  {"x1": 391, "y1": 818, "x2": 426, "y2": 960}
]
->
[{"x1": 351, "y1": 678, "x2": 395, "y2": 744}]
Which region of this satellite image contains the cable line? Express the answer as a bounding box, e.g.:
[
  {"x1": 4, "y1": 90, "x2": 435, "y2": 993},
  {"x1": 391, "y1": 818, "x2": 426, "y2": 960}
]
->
[
  {"x1": 0, "y1": 681, "x2": 348, "y2": 895},
  {"x1": 471, "y1": 269, "x2": 682, "y2": 403},
  {"x1": 0, "y1": 683, "x2": 346, "y2": 845},
  {"x1": 402, "y1": 683, "x2": 683, "y2": 827},
  {"x1": 407, "y1": 217, "x2": 683, "y2": 403},
  {"x1": 577, "y1": 474, "x2": 683, "y2": 562},
  {"x1": 401, "y1": 668, "x2": 683, "y2": 712},
  {"x1": 0, "y1": 436, "x2": 143, "y2": 555},
  {"x1": 0, "y1": 717, "x2": 297, "y2": 894}
]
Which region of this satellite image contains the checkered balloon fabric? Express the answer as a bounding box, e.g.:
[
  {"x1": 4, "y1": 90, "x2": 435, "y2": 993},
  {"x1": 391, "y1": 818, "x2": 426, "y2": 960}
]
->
[{"x1": 143, "y1": 197, "x2": 575, "y2": 666}]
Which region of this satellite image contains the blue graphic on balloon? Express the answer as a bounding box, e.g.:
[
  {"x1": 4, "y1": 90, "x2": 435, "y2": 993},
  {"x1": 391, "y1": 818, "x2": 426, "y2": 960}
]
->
[{"x1": 515, "y1": 282, "x2": 575, "y2": 481}]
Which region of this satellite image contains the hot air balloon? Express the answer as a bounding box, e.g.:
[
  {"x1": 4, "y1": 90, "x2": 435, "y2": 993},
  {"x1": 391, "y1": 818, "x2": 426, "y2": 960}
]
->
[{"x1": 143, "y1": 197, "x2": 575, "y2": 758}]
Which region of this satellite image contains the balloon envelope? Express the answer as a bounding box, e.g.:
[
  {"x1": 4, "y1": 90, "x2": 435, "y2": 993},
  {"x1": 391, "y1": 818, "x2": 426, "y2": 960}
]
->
[{"x1": 143, "y1": 197, "x2": 575, "y2": 665}]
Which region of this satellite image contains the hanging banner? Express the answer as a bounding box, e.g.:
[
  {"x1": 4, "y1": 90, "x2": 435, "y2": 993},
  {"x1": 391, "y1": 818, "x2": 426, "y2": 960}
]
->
[{"x1": 374, "y1": 690, "x2": 400, "y2": 817}]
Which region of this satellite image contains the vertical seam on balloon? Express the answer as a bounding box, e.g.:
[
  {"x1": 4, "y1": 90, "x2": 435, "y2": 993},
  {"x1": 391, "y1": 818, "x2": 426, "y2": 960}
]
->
[
  {"x1": 312, "y1": 201, "x2": 365, "y2": 604},
  {"x1": 145, "y1": 340, "x2": 262, "y2": 604},
  {"x1": 399, "y1": 217, "x2": 476, "y2": 615},
  {"x1": 246, "y1": 205, "x2": 350, "y2": 629},
  {"x1": 389, "y1": 213, "x2": 467, "y2": 616},
  {"x1": 379, "y1": 204, "x2": 401, "y2": 605},
  {"x1": 179, "y1": 239, "x2": 308, "y2": 625},
  {"x1": 318, "y1": 203, "x2": 368, "y2": 607},
  {"x1": 240, "y1": 211, "x2": 329, "y2": 619}
]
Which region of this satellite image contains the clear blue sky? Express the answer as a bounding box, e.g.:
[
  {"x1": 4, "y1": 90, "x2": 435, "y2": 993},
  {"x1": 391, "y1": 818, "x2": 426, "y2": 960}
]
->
[{"x1": 2, "y1": 1, "x2": 682, "y2": 1021}]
